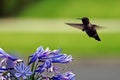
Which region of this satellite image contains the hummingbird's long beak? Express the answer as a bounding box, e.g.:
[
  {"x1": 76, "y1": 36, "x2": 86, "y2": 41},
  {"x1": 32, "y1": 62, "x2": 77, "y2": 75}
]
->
[{"x1": 76, "y1": 18, "x2": 82, "y2": 20}]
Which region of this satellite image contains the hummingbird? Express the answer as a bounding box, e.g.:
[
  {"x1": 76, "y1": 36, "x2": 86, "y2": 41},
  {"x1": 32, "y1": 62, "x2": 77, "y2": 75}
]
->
[{"x1": 66, "y1": 17, "x2": 101, "y2": 41}]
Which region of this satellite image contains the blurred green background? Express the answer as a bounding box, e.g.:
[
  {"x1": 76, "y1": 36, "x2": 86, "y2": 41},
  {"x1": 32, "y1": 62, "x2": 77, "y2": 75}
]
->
[
  {"x1": 0, "y1": 0, "x2": 120, "y2": 59},
  {"x1": 1, "y1": 0, "x2": 120, "y2": 18}
]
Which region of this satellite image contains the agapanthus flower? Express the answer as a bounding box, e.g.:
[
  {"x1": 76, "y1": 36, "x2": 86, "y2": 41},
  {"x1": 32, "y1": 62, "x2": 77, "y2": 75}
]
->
[
  {"x1": 29, "y1": 46, "x2": 73, "y2": 76},
  {"x1": 50, "y1": 53, "x2": 73, "y2": 63},
  {"x1": 0, "y1": 67, "x2": 8, "y2": 73},
  {"x1": 0, "y1": 48, "x2": 22, "y2": 77},
  {"x1": 0, "y1": 76, "x2": 6, "y2": 80},
  {"x1": 0, "y1": 67, "x2": 8, "y2": 80},
  {"x1": 35, "y1": 60, "x2": 52, "y2": 73},
  {"x1": 28, "y1": 46, "x2": 44, "y2": 65},
  {"x1": 38, "y1": 48, "x2": 73, "y2": 63},
  {"x1": 0, "y1": 46, "x2": 75, "y2": 80},
  {"x1": 0, "y1": 48, "x2": 17, "y2": 61},
  {"x1": 52, "y1": 71, "x2": 75, "y2": 80},
  {"x1": 14, "y1": 62, "x2": 32, "y2": 79}
]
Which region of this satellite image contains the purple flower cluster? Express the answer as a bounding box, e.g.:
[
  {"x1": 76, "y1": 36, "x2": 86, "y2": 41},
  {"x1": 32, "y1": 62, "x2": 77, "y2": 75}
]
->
[{"x1": 0, "y1": 46, "x2": 75, "y2": 80}]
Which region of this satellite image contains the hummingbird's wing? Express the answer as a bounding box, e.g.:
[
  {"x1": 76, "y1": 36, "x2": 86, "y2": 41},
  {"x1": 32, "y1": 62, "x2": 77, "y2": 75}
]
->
[
  {"x1": 92, "y1": 24, "x2": 104, "y2": 29},
  {"x1": 66, "y1": 23, "x2": 84, "y2": 30}
]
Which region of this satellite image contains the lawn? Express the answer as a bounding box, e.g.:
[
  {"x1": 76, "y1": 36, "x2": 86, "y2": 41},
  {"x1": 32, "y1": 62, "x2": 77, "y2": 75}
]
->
[
  {"x1": 0, "y1": 32, "x2": 120, "y2": 58},
  {"x1": 20, "y1": 0, "x2": 120, "y2": 18},
  {"x1": 0, "y1": 19, "x2": 120, "y2": 59}
]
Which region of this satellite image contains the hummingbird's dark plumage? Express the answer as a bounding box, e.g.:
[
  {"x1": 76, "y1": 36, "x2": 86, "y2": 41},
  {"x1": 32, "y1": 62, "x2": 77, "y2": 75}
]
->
[{"x1": 66, "y1": 17, "x2": 101, "y2": 41}]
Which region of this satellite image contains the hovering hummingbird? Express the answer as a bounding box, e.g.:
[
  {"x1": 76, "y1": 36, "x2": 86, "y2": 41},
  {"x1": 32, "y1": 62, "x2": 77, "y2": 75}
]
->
[{"x1": 66, "y1": 17, "x2": 101, "y2": 41}]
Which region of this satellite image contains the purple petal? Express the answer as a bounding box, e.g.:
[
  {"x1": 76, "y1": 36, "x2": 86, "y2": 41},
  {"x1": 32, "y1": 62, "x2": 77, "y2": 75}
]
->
[
  {"x1": 52, "y1": 71, "x2": 75, "y2": 80},
  {"x1": 0, "y1": 48, "x2": 9, "y2": 57},
  {"x1": 24, "y1": 66, "x2": 30, "y2": 72},
  {"x1": 36, "y1": 46, "x2": 44, "y2": 53},
  {"x1": 29, "y1": 46, "x2": 44, "y2": 64},
  {"x1": 15, "y1": 73, "x2": 21, "y2": 77},
  {"x1": 14, "y1": 62, "x2": 32, "y2": 78},
  {"x1": 25, "y1": 72, "x2": 33, "y2": 76},
  {"x1": 22, "y1": 75, "x2": 27, "y2": 79}
]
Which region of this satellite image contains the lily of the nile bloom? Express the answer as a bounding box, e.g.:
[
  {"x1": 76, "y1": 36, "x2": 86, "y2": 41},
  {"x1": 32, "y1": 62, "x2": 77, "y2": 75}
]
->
[
  {"x1": 52, "y1": 71, "x2": 75, "y2": 80},
  {"x1": 0, "y1": 67, "x2": 9, "y2": 73},
  {"x1": 0, "y1": 48, "x2": 9, "y2": 58},
  {"x1": 0, "y1": 48, "x2": 17, "y2": 61},
  {"x1": 51, "y1": 53, "x2": 73, "y2": 63},
  {"x1": 14, "y1": 62, "x2": 32, "y2": 79},
  {"x1": 28, "y1": 46, "x2": 44, "y2": 65},
  {"x1": 0, "y1": 48, "x2": 19, "y2": 73},
  {"x1": 0, "y1": 76, "x2": 6, "y2": 80},
  {"x1": 38, "y1": 48, "x2": 73, "y2": 63},
  {"x1": 6, "y1": 59, "x2": 23, "y2": 77},
  {"x1": 36, "y1": 48, "x2": 73, "y2": 73},
  {"x1": 0, "y1": 48, "x2": 18, "y2": 68},
  {"x1": 0, "y1": 67, "x2": 8, "y2": 80},
  {"x1": 35, "y1": 60, "x2": 52, "y2": 73}
]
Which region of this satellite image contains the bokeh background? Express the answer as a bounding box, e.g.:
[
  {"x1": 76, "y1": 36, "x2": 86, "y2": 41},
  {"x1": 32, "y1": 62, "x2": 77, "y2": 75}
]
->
[{"x1": 0, "y1": 0, "x2": 120, "y2": 80}]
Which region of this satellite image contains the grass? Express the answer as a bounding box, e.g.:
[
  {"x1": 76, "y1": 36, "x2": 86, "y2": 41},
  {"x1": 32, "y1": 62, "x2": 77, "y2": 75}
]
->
[
  {"x1": 0, "y1": 19, "x2": 120, "y2": 59},
  {"x1": 0, "y1": 32, "x2": 120, "y2": 58},
  {"x1": 19, "y1": 0, "x2": 120, "y2": 18}
]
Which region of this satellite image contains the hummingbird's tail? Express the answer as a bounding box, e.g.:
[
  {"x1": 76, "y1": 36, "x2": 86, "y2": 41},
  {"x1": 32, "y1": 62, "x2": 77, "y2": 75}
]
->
[{"x1": 94, "y1": 34, "x2": 101, "y2": 41}]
